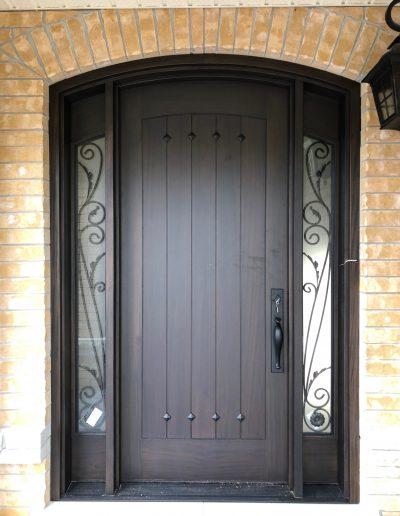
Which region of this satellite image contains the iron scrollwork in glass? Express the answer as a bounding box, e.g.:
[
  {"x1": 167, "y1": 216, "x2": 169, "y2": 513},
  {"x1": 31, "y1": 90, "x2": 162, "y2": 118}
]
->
[
  {"x1": 303, "y1": 136, "x2": 332, "y2": 434},
  {"x1": 76, "y1": 137, "x2": 106, "y2": 432}
]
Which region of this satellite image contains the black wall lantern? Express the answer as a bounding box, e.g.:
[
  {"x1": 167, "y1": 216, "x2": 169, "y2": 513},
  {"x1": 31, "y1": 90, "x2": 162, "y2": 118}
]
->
[{"x1": 363, "y1": 0, "x2": 400, "y2": 130}]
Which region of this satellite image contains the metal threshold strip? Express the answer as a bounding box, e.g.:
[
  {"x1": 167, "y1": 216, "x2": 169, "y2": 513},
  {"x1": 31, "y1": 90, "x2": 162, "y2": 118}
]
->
[{"x1": 64, "y1": 481, "x2": 344, "y2": 503}]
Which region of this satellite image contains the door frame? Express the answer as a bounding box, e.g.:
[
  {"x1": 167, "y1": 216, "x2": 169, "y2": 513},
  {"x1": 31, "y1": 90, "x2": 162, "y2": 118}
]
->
[{"x1": 50, "y1": 54, "x2": 360, "y2": 502}]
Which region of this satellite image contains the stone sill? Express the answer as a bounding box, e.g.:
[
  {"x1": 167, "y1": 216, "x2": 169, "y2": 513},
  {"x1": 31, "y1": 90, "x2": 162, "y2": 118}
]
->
[
  {"x1": 36, "y1": 500, "x2": 381, "y2": 516},
  {"x1": 0, "y1": 424, "x2": 50, "y2": 464}
]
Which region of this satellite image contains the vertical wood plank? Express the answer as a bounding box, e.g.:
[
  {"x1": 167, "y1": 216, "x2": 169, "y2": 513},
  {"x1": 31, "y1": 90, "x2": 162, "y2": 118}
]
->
[
  {"x1": 240, "y1": 117, "x2": 266, "y2": 440},
  {"x1": 142, "y1": 116, "x2": 167, "y2": 439},
  {"x1": 166, "y1": 115, "x2": 192, "y2": 438},
  {"x1": 191, "y1": 115, "x2": 216, "y2": 439},
  {"x1": 216, "y1": 114, "x2": 241, "y2": 439}
]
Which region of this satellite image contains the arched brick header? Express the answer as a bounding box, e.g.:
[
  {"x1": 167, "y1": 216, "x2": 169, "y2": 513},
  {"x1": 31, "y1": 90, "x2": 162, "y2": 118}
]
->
[{"x1": 0, "y1": 7, "x2": 396, "y2": 83}]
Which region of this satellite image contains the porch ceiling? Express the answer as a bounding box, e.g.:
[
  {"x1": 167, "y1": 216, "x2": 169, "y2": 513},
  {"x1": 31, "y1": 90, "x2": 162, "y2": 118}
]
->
[{"x1": 0, "y1": 0, "x2": 394, "y2": 9}]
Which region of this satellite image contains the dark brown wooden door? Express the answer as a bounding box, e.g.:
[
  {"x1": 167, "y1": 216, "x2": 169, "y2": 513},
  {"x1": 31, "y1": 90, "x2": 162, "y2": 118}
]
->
[{"x1": 120, "y1": 79, "x2": 289, "y2": 482}]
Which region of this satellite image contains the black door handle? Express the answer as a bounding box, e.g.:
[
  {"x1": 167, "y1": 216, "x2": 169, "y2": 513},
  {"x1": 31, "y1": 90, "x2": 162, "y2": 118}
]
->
[
  {"x1": 271, "y1": 288, "x2": 284, "y2": 373},
  {"x1": 273, "y1": 317, "x2": 283, "y2": 370}
]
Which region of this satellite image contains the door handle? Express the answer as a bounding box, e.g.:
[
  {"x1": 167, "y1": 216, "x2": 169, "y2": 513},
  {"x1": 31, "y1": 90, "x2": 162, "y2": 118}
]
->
[
  {"x1": 271, "y1": 288, "x2": 284, "y2": 373},
  {"x1": 273, "y1": 317, "x2": 283, "y2": 370}
]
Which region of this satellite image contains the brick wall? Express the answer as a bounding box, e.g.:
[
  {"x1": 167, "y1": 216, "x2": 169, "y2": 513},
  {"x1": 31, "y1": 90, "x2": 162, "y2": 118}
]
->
[{"x1": 0, "y1": 7, "x2": 399, "y2": 514}]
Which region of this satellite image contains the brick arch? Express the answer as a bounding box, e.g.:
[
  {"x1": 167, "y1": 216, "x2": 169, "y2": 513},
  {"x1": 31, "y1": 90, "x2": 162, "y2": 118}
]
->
[{"x1": 0, "y1": 7, "x2": 396, "y2": 84}]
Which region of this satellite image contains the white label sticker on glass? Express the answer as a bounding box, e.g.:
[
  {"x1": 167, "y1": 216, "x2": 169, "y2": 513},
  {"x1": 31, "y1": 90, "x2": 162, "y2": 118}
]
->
[{"x1": 86, "y1": 407, "x2": 103, "y2": 428}]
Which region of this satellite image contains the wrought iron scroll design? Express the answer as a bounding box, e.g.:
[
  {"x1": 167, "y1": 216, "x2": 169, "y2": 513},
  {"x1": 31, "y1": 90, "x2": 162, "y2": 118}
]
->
[
  {"x1": 76, "y1": 138, "x2": 106, "y2": 432},
  {"x1": 303, "y1": 137, "x2": 332, "y2": 434}
]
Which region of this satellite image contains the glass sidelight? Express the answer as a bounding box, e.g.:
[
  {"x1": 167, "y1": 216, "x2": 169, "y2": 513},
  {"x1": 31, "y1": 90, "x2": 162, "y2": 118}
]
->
[
  {"x1": 75, "y1": 136, "x2": 106, "y2": 432},
  {"x1": 302, "y1": 136, "x2": 333, "y2": 434}
]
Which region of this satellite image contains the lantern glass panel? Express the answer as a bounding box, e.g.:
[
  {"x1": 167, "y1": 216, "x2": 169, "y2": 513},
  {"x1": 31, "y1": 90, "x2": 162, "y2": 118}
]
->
[{"x1": 376, "y1": 72, "x2": 395, "y2": 122}]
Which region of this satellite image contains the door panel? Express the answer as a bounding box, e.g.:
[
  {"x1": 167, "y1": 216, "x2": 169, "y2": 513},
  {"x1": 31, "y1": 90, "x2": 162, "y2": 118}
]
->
[{"x1": 120, "y1": 80, "x2": 289, "y2": 482}]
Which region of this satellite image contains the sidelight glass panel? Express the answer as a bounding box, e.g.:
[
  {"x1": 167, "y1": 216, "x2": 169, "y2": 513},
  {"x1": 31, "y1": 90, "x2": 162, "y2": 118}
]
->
[
  {"x1": 75, "y1": 137, "x2": 106, "y2": 432},
  {"x1": 303, "y1": 136, "x2": 332, "y2": 434}
]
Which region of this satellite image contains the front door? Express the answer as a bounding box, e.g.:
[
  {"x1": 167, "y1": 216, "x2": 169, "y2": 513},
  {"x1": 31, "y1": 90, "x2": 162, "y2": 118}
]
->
[{"x1": 120, "y1": 79, "x2": 289, "y2": 482}]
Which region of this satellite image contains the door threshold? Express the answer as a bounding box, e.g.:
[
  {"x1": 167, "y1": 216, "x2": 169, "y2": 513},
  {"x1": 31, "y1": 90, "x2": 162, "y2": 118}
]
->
[{"x1": 64, "y1": 481, "x2": 345, "y2": 503}]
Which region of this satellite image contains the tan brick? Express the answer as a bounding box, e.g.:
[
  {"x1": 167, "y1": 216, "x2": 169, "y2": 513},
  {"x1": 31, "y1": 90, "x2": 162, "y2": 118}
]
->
[
  {"x1": 0, "y1": 228, "x2": 47, "y2": 245},
  {"x1": 266, "y1": 8, "x2": 289, "y2": 56},
  {"x1": 219, "y1": 9, "x2": 236, "y2": 51},
  {"x1": 367, "y1": 361, "x2": 400, "y2": 376},
  {"x1": 0, "y1": 327, "x2": 47, "y2": 347},
  {"x1": 13, "y1": 35, "x2": 44, "y2": 76},
  {"x1": 0, "y1": 163, "x2": 47, "y2": 180},
  {"x1": 362, "y1": 177, "x2": 400, "y2": 193},
  {"x1": 0, "y1": 472, "x2": 47, "y2": 491},
  {"x1": 31, "y1": 27, "x2": 62, "y2": 79},
  {"x1": 361, "y1": 163, "x2": 400, "y2": 181},
  {"x1": 0, "y1": 245, "x2": 47, "y2": 262},
  {"x1": 0, "y1": 196, "x2": 47, "y2": 213},
  {"x1": 234, "y1": 8, "x2": 253, "y2": 52},
  {"x1": 367, "y1": 394, "x2": 400, "y2": 410},
  {"x1": 66, "y1": 17, "x2": 94, "y2": 70},
  {"x1": 346, "y1": 24, "x2": 378, "y2": 77},
  {"x1": 283, "y1": 7, "x2": 307, "y2": 60},
  {"x1": 0, "y1": 29, "x2": 11, "y2": 45},
  {"x1": 84, "y1": 11, "x2": 110, "y2": 65},
  {"x1": 362, "y1": 260, "x2": 400, "y2": 277},
  {"x1": 315, "y1": 12, "x2": 342, "y2": 67},
  {"x1": 330, "y1": 17, "x2": 362, "y2": 72},
  {"x1": 102, "y1": 10, "x2": 126, "y2": 62},
  {"x1": 361, "y1": 227, "x2": 400, "y2": 243},
  {"x1": 298, "y1": 9, "x2": 326, "y2": 64},
  {"x1": 190, "y1": 9, "x2": 203, "y2": 51},
  {"x1": 367, "y1": 344, "x2": 400, "y2": 360},
  {"x1": 0, "y1": 63, "x2": 36, "y2": 79},
  {"x1": 362, "y1": 143, "x2": 400, "y2": 160},
  {"x1": 119, "y1": 9, "x2": 141, "y2": 58},
  {"x1": 0, "y1": 293, "x2": 46, "y2": 311},
  {"x1": 361, "y1": 211, "x2": 400, "y2": 227},
  {"x1": 364, "y1": 327, "x2": 400, "y2": 343},
  {"x1": 0, "y1": 212, "x2": 47, "y2": 229},
  {"x1": 204, "y1": 9, "x2": 219, "y2": 50},
  {"x1": 331, "y1": 7, "x2": 364, "y2": 20},
  {"x1": 0, "y1": 12, "x2": 41, "y2": 28},
  {"x1": 137, "y1": 10, "x2": 158, "y2": 56},
  {"x1": 0, "y1": 131, "x2": 44, "y2": 147},
  {"x1": 0, "y1": 461, "x2": 48, "y2": 476},
  {"x1": 363, "y1": 126, "x2": 400, "y2": 144},
  {"x1": 174, "y1": 9, "x2": 190, "y2": 52},
  {"x1": 250, "y1": 8, "x2": 271, "y2": 55},
  {"x1": 0, "y1": 342, "x2": 47, "y2": 360},
  {"x1": 361, "y1": 277, "x2": 400, "y2": 294},
  {"x1": 0, "y1": 309, "x2": 47, "y2": 327},
  {"x1": 0, "y1": 146, "x2": 45, "y2": 163},
  {"x1": 0, "y1": 179, "x2": 47, "y2": 196},
  {"x1": 0, "y1": 97, "x2": 46, "y2": 114},
  {"x1": 366, "y1": 293, "x2": 400, "y2": 310},
  {"x1": 0, "y1": 509, "x2": 29, "y2": 516},
  {"x1": 366, "y1": 311, "x2": 400, "y2": 326},
  {"x1": 362, "y1": 109, "x2": 380, "y2": 127},
  {"x1": 45, "y1": 10, "x2": 80, "y2": 23},
  {"x1": 362, "y1": 243, "x2": 400, "y2": 260},
  {"x1": 155, "y1": 9, "x2": 174, "y2": 54},
  {"x1": 0, "y1": 114, "x2": 46, "y2": 131},
  {"x1": 361, "y1": 194, "x2": 400, "y2": 210},
  {"x1": 365, "y1": 7, "x2": 388, "y2": 25},
  {"x1": 0, "y1": 80, "x2": 46, "y2": 96},
  {"x1": 49, "y1": 22, "x2": 78, "y2": 74}
]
